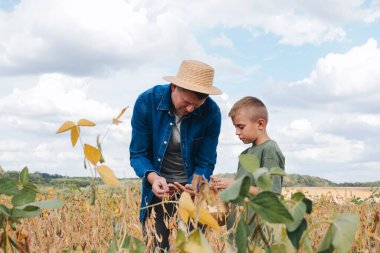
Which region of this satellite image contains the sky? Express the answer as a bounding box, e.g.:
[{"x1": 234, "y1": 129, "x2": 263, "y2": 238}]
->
[{"x1": 0, "y1": 0, "x2": 380, "y2": 183}]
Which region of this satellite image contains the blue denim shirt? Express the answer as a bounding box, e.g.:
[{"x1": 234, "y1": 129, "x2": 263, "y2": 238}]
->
[{"x1": 129, "y1": 84, "x2": 221, "y2": 222}]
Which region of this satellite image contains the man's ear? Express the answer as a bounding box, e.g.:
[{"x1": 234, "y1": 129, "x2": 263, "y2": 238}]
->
[{"x1": 171, "y1": 84, "x2": 176, "y2": 92}]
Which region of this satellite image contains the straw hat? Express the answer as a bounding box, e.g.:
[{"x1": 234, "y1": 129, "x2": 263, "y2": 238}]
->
[{"x1": 163, "y1": 60, "x2": 222, "y2": 95}]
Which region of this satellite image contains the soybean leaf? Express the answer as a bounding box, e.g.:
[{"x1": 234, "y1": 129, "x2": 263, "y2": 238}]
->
[
  {"x1": 236, "y1": 217, "x2": 248, "y2": 253},
  {"x1": 250, "y1": 191, "x2": 293, "y2": 224},
  {"x1": 0, "y1": 205, "x2": 10, "y2": 217},
  {"x1": 286, "y1": 201, "x2": 307, "y2": 232},
  {"x1": 0, "y1": 178, "x2": 19, "y2": 195},
  {"x1": 287, "y1": 218, "x2": 308, "y2": 250},
  {"x1": 12, "y1": 188, "x2": 36, "y2": 207},
  {"x1": 15, "y1": 198, "x2": 64, "y2": 210},
  {"x1": 317, "y1": 214, "x2": 359, "y2": 253},
  {"x1": 291, "y1": 192, "x2": 305, "y2": 202},
  {"x1": 271, "y1": 242, "x2": 287, "y2": 253},
  {"x1": 56, "y1": 121, "x2": 75, "y2": 134},
  {"x1": 106, "y1": 240, "x2": 117, "y2": 253},
  {"x1": 20, "y1": 167, "x2": 29, "y2": 185},
  {"x1": 96, "y1": 165, "x2": 120, "y2": 186},
  {"x1": 253, "y1": 168, "x2": 272, "y2": 192},
  {"x1": 220, "y1": 175, "x2": 251, "y2": 204},
  {"x1": 303, "y1": 198, "x2": 313, "y2": 214},
  {"x1": 71, "y1": 126, "x2": 80, "y2": 147},
  {"x1": 77, "y1": 119, "x2": 96, "y2": 127},
  {"x1": 121, "y1": 235, "x2": 146, "y2": 253},
  {"x1": 239, "y1": 154, "x2": 260, "y2": 173},
  {"x1": 269, "y1": 167, "x2": 286, "y2": 176},
  {"x1": 11, "y1": 208, "x2": 40, "y2": 218},
  {"x1": 84, "y1": 144, "x2": 101, "y2": 165}
]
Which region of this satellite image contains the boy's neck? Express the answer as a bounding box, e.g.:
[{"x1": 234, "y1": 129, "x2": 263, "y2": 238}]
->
[{"x1": 252, "y1": 133, "x2": 270, "y2": 146}]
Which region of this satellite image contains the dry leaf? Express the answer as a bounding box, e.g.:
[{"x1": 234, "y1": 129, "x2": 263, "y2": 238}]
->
[
  {"x1": 112, "y1": 107, "x2": 128, "y2": 125},
  {"x1": 71, "y1": 126, "x2": 80, "y2": 147},
  {"x1": 96, "y1": 165, "x2": 120, "y2": 186},
  {"x1": 78, "y1": 119, "x2": 96, "y2": 127},
  {"x1": 84, "y1": 144, "x2": 101, "y2": 165},
  {"x1": 56, "y1": 121, "x2": 75, "y2": 134}
]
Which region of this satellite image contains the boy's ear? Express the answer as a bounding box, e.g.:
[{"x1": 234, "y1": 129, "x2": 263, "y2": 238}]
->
[{"x1": 257, "y1": 118, "x2": 266, "y2": 129}]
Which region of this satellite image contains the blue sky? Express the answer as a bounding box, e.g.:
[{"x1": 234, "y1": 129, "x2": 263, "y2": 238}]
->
[{"x1": 1, "y1": 0, "x2": 380, "y2": 183}]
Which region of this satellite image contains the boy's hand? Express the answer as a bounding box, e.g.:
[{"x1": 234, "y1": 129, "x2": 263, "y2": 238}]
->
[{"x1": 211, "y1": 176, "x2": 235, "y2": 190}]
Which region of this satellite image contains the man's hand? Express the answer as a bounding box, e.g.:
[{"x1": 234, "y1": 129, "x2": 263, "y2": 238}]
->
[{"x1": 147, "y1": 172, "x2": 169, "y2": 198}]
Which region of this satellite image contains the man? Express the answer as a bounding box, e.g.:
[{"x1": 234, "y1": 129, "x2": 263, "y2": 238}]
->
[{"x1": 129, "y1": 59, "x2": 222, "y2": 251}]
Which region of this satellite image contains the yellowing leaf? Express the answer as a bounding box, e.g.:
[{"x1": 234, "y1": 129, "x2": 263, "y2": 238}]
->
[
  {"x1": 56, "y1": 121, "x2": 75, "y2": 134},
  {"x1": 84, "y1": 144, "x2": 101, "y2": 165},
  {"x1": 78, "y1": 119, "x2": 96, "y2": 127},
  {"x1": 198, "y1": 207, "x2": 222, "y2": 231},
  {"x1": 178, "y1": 192, "x2": 221, "y2": 231},
  {"x1": 112, "y1": 107, "x2": 128, "y2": 125},
  {"x1": 96, "y1": 165, "x2": 120, "y2": 186},
  {"x1": 71, "y1": 126, "x2": 80, "y2": 147}
]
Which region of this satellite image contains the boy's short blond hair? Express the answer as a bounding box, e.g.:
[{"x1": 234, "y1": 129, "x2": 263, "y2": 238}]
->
[{"x1": 228, "y1": 96, "x2": 268, "y2": 124}]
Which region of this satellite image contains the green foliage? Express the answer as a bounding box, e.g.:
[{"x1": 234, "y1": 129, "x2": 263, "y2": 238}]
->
[
  {"x1": 218, "y1": 154, "x2": 359, "y2": 253},
  {"x1": 0, "y1": 167, "x2": 64, "y2": 252}
]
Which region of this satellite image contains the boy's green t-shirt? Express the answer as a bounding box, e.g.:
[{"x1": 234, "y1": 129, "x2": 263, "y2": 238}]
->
[{"x1": 236, "y1": 139, "x2": 285, "y2": 194}]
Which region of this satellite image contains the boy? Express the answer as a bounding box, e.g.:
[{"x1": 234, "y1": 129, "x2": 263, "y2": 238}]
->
[{"x1": 212, "y1": 96, "x2": 284, "y2": 194}]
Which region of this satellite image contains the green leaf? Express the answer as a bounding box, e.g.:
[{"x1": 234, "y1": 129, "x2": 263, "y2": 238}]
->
[
  {"x1": 106, "y1": 240, "x2": 117, "y2": 253},
  {"x1": 236, "y1": 217, "x2": 248, "y2": 253},
  {"x1": 20, "y1": 167, "x2": 29, "y2": 185},
  {"x1": 287, "y1": 218, "x2": 308, "y2": 250},
  {"x1": 239, "y1": 154, "x2": 260, "y2": 173},
  {"x1": 10, "y1": 208, "x2": 40, "y2": 218},
  {"x1": 187, "y1": 228, "x2": 213, "y2": 253},
  {"x1": 317, "y1": 214, "x2": 359, "y2": 253},
  {"x1": 220, "y1": 175, "x2": 251, "y2": 204},
  {"x1": 121, "y1": 235, "x2": 146, "y2": 253},
  {"x1": 23, "y1": 182, "x2": 39, "y2": 193},
  {"x1": 271, "y1": 242, "x2": 287, "y2": 253},
  {"x1": 0, "y1": 205, "x2": 10, "y2": 217},
  {"x1": 286, "y1": 201, "x2": 307, "y2": 232},
  {"x1": 176, "y1": 228, "x2": 187, "y2": 250},
  {"x1": 269, "y1": 167, "x2": 286, "y2": 176},
  {"x1": 15, "y1": 198, "x2": 65, "y2": 210},
  {"x1": 0, "y1": 178, "x2": 19, "y2": 195},
  {"x1": 250, "y1": 191, "x2": 293, "y2": 224},
  {"x1": 253, "y1": 168, "x2": 273, "y2": 191},
  {"x1": 11, "y1": 188, "x2": 36, "y2": 207},
  {"x1": 291, "y1": 192, "x2": 305, "y2": 202},
  {"x1": 303, "y1": 198, "x2": 313, "y2": 214}
]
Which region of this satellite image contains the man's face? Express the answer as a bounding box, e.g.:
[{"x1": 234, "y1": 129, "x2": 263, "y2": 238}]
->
[
  {"x1": 231, "y1": 111, "x2": 261, "y2": 144},
  {"x1": 171, "y1": 85, "x2": 206, "y2": 117}
]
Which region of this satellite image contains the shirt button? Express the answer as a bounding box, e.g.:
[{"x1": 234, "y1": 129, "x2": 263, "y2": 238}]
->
[
  {"x1": 158, "y1": 158, "x2": 161, "y2": 162},
  {"x1": 170, "y1": 122, "x2": 173, "y2": 126},
  {"x1": 164, "y1": 141, "x2": 167, "y2": 144}
]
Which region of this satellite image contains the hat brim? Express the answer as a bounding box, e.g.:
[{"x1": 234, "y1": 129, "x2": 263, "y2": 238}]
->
[{"x1": 163, "y1": 76, "x2": 222, "y2": 95}]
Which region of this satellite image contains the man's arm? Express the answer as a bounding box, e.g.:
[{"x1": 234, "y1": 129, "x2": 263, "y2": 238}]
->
[{"x1": 129, "y1": 95, "x2": 155, "y2": 178}]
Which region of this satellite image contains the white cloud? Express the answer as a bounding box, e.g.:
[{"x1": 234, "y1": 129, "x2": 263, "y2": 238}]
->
[
  {"x1": 269, "y1": 38, "x2": 380, "y2": 113},
  {"x1": 210, "y1": 33, "x2": 234, "y2": 50},
  {"x1": 1, "y1": 0, "x2": 379, "y2": 77}
]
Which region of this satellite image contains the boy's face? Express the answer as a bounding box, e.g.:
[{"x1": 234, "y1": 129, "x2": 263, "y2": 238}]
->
[{"x1": 231, "y1": 111, "x2": 262, "y2": 144}]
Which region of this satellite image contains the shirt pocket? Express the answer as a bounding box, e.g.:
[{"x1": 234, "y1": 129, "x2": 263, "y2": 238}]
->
[{"x1": 191, "y1": 137, "x2": 204, "y2": 154}]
